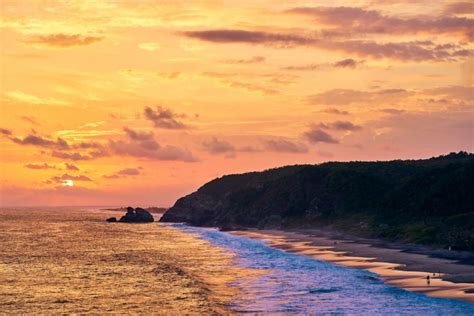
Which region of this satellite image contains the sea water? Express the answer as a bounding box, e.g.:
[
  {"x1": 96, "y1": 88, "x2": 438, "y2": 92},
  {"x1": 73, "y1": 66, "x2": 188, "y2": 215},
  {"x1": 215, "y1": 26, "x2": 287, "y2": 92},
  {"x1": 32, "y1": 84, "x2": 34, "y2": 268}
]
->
[{"x1": 170, "y1": 223, "x2": 474, "y2": 315}]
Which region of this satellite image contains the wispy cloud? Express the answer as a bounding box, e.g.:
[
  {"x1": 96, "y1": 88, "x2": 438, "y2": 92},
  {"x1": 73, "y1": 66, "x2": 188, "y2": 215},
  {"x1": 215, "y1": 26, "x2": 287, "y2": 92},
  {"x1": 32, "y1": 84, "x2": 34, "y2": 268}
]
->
[
  {"x1": 263, "y1": 139, "x2": 308, "y2": 153},
  {"x1": 307, "y1": 88, "x2": 411, "y2": 105},
  {"x1": 284, "y1": 58, "x2": 363, "y2": 71},
  {"x1": 223, "y1": 56, "x2": 266, "y2": 64},
  {"x1": 5, "y1": 91, "x2": 69, "y2": 106},
  {"x1": 110, "y1": 139, "x2": 196, "y2": 162},
  {"x1": 103, "y1": 167, "x2": 141, "y2": 179},
  {"x1": 138, "y1": 42, "x2": 160, "y2": 51},
  {"x1": 11, "y1": 134, "x2": 69, "y2": 150},
  {"x1": 109, "y1": 127, "x2": 196, "y2": 162},
  {"x1": 202, "y1": 137, "x2": 235, "y2": 154},
  {"x1": 202, "y1": 137, "x2": 260, "y2": 156},
  {"x1": 287, "y1": 6, "x2": 474, "y2": 40},
  {"x1": 317, "y1": 121, "x2": 363, "y2": 131},
  {"x1": 64, "y1": 163, "x2": 80, "y2": 171},
  {"x1": 443, "y1": 2, "x2": 473, "y2": 15},
  {"x1": 144, "y1": 106, "x2": 188, "y2": 129},
  {"x1": 50, "y1": 173, "x2": 93, "y2": 183},
  {"x1": 303, "y1": 126, "x2": 339, "y2": 144},
  {"x1": 0, "y1": 128, "x2": 12, "y2": 136},
  {"x1": 51, "y1": 148, "x2": 108, "y2": 161},
  {"x1": 24, "y1": 163, "x2": 57, "y2": 170},
  {"x1": 26, "y1": 34, "x2": 104, "y2": 47},
  {"x1": 20, "y1": 116, "x2": 40, "y2": 125},
  {"x1": 184, "y1": 28, "x2": 472, "y2": 61}
]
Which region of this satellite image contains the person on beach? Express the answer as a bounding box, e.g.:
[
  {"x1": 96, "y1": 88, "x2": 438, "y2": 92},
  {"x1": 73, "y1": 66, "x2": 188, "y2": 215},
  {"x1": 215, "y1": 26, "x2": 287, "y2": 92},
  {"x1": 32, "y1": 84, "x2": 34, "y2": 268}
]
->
[{"x1": 426, "y1": 275, "x2": 431, "y2": 285}]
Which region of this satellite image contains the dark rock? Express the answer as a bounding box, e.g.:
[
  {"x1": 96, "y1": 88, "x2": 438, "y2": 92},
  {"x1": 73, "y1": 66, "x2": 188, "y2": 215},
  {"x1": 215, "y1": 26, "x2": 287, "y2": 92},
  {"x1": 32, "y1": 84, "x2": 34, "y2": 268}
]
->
[
  {"x1": 106, "y1": 217, "x2": 117, "y2": 222},
  {"x1": 135, "y1": 207, "x2": 154, "y2": 222},
  {"x1": 118, "y1": 207, "x2": 154, "y2": 223}
]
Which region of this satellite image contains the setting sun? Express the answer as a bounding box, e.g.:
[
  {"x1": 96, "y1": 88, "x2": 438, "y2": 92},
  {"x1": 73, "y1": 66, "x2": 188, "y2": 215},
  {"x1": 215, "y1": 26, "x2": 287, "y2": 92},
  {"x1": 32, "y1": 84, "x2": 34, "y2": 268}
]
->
[{"x1": 61, "y1": 180, "x2": 74, "y2": 187}]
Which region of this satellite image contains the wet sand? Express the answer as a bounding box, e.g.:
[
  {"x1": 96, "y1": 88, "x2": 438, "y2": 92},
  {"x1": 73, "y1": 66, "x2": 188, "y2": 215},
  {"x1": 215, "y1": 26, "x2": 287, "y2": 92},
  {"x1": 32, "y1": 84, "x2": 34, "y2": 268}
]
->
[
  {"x1": 232, "y1": 229, "x2": 474, "y2": 303},
  {"x1": 0, "y1": 209, "x2": 257, "y2": 314}
]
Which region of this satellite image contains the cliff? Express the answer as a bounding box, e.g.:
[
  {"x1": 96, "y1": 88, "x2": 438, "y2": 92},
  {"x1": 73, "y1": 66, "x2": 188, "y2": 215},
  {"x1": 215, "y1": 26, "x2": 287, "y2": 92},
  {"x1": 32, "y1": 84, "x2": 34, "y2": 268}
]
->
[{"x1": 160, "y1": 152, "x2": 474, "y2": 250}]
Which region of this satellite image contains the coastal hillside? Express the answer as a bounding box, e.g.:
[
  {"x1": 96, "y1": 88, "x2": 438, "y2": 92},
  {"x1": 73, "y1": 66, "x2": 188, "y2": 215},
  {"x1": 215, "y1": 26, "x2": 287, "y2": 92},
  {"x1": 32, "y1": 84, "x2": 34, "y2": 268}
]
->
[{"x1": 160, "y1": 152, "x2": 474, "y2": 250}]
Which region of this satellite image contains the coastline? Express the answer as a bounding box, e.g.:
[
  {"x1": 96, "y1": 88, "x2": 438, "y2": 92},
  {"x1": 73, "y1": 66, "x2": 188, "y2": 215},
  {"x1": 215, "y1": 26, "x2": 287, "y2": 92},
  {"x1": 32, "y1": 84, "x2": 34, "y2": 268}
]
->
[{"x1": 231, "y1": 228, "x2": 474, "y2": 304}]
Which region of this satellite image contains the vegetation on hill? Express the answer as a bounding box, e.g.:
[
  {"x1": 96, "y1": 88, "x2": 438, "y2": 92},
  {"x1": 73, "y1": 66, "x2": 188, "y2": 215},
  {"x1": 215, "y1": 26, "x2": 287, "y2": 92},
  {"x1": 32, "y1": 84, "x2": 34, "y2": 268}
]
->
[{"x1": 160, "y1": 152, "x2": 474, "y2": 250}]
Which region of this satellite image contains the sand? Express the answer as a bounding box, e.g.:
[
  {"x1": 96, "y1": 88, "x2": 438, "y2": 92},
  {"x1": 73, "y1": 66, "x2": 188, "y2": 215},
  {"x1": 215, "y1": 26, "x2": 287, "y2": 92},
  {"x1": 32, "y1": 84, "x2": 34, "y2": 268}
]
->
[{"x1": 232, "y1": 228, "x2": 474, "y2": 303}]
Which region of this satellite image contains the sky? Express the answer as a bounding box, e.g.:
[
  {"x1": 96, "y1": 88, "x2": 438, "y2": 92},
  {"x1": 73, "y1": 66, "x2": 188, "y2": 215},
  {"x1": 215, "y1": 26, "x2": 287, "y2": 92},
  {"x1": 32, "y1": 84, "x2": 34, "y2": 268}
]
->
[{"x1": 0, "y1": 0, "x2": 473, "y2": 207}]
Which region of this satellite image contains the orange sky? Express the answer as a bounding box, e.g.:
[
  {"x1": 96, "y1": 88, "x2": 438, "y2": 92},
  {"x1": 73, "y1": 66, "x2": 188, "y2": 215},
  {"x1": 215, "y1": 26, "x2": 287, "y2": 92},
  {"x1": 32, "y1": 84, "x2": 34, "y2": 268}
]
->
[{"x1": 0, "y1": 0, "x2": 473, "y2": 207}]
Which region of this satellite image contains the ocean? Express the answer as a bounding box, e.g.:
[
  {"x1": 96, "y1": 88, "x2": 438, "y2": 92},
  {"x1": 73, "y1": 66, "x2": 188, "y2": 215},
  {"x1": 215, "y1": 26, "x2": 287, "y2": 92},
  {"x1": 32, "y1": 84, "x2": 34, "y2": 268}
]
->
[{"x1": 1, "y1": 208, "x2": 473, "y2": 315}]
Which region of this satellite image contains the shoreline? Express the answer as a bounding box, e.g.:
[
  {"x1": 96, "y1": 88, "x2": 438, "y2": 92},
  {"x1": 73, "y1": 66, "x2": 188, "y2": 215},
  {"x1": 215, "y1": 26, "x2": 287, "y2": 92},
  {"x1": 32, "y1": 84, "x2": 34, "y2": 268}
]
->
[{"x1": 231, "y1": 228, "x2": 474, "y2": 304}]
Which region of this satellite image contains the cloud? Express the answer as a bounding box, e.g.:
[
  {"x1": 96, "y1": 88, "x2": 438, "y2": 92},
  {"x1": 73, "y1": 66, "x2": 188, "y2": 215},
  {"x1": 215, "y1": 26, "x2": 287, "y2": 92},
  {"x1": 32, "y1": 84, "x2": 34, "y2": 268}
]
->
[
  {"x1": 27, "y1": 33, "x2": 104, "y2": 47},
  {"x1": 308, "y1": 89, "x2": 373, "y2": 105},
  {"x1": 184, "y1": 29, "x2": 471, "y2": 61},
  {"x1": 334, "y1": 58, "x2": 360, "y2": 68},
  {"x1": 284, "y1": 58, "x2": 363, "y2": 71},
  {"x1": 283, "y1": 63, "x2": 323, "y2": 71},
  {"x1": 202, "y1": 72, "x2": 280, "y2": 94},
  {"x1": 202, "y1": 137, "x2": 235, "y2": 154},
  {"x1": 3, "y1": 126, "x2": 194, "y2": 162},
  {"x1": 287, "y1": 6, "x2": 474, "y2": 40},
  {"x1": 239, "y1": 145, "x2": 260, "y2": 153},
  {"x1": 308, "y1": 85, "x2": 473, "y2": 108},
  {"x1": 20, "y1": 116, "x2": 39, "y2": 125},
  {"x1": 24, "y1": 163, "x2": 56, "y2": 170},
  {"x1": 138, "y1": 42, "x2": 160, "y2": 51},
  {"x1": 225, "y1": 80, "x2": 278, "y2": 95},
  {"x1": 50, "y1": 173, "x2": 92, "y2": 182},
  {"x1": 11, "y1": 134, "x2": 69, "y2": 149},
  {"x1": 7, "y1": 126, "x2": 193, "y2": 162},
  {"x1": 263, "y1": 139, "x2": 308, "y2": 153},
  {"x1": 318, "y1": 121, "x2": 363, "y2": 131},
  {"x1": 109, "y1": 139, "x2": 196, "y2": 162},
  {"x1": 183, "y1": 29, "x2": 312, "y2": 46},
  {"x1": 380, "y1": 108, "x2": 406, "y2": 115},
  {"x1": 123, "y1": 127, "x2": 154, "y2": 141},
  {"x1": 122, "y1": 127, "x2": 160, "y2": 150},
  {"x1": 144, "y1": 106, "x2": 188, "y2": 129},
  {"x1": 317, "y1": 150, "x2": 334, "y2": 158},
  {"x1": 423, "y1": 85, "x2": 473, "y2": 102},
  {"x1": 224, "y1": 56, "x2": 266, "y2": 64},
  {"x1": 71, "y1": 141, "x2": 103, "y2": 149},
  {"x1": 364, "y1": 108, "x2": 474, "y2": 156},
  {"x1": 51, "y1": 150, "x2": 107, "y2": 161},
  {"x1": 0, "y1": 128, "x2": 12, "y2": 136},
  {"x1": 322, "y1": 108, "x2": 350, "y2": 115},
  {"x1": 103, "y1": 167, "x2": 141, "y2": 179},
  {"x1": 444, "y1": 2, "x2": 473, "y2": 15},
  {"x1": 307, "y1": 88, "x2": 410, "y2": 105},
  {"x1": 64, "y1": 163, "x2": 80, "y2": 171},
  {"x1": 328, "y1": 40, "x2": 471, "y2": 62},
  {"x1": 304, "y1": 126, "x2": 339, "y2": 144},
  {"x1": 202, "y1": 137, "x2": 261, "y2": 156},
  {"x1": 5, "y1": 91, "x2": 69, "y2": 106}
]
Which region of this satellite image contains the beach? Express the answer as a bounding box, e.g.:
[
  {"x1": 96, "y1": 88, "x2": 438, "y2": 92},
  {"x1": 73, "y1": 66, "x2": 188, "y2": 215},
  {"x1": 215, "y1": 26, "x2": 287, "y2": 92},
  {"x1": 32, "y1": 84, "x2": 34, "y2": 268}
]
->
[{"x1": 232, "y1": 229, "x2": 474, "y2": 303}]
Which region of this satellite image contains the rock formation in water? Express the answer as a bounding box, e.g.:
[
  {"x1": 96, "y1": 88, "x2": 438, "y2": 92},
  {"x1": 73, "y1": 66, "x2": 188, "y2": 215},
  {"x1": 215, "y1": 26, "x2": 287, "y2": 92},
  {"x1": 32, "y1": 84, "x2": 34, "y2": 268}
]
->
[
  {"x1": 106, "y1": 207, "x2": 154, "y2": 223},
  {"x1": 160, "y1": 152, "x2": 474, "y2": 250}
]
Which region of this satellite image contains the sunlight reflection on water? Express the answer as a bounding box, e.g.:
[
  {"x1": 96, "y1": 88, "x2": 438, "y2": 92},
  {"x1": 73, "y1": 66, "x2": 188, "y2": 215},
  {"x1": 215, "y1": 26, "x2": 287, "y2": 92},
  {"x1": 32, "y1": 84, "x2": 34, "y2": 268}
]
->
[{"x1": 171, "y1": 224, "x2": 474, "y2": 315}]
